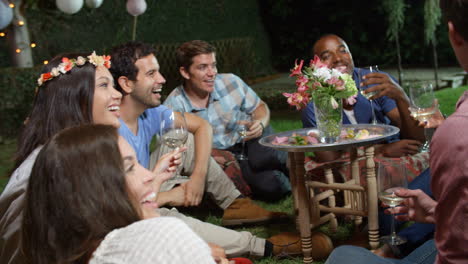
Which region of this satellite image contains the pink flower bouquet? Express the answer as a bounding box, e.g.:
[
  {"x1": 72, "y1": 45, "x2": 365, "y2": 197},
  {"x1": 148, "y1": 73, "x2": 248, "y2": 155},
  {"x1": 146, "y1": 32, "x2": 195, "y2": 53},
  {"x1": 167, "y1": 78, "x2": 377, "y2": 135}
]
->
[{"x1": 283, "y1": 55, "x2": 357, "y2": 110}]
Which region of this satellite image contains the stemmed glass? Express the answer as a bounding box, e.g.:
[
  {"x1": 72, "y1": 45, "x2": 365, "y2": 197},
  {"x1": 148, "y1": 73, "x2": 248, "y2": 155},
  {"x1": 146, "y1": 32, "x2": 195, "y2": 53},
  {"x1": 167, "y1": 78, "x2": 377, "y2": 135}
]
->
[
  {"x1": 234, "y1": 111, "x2": 251, "y2": 161},
  {"x1": 408, "y1": 81, "x2": 438, "y2": 152},
  {"x1": 359, "y1": 65, "x2": 379, "y2": 125},
  {"x1": 160, "y1": 109, "x2": 189, "y2": 179},
  {"x1": 377, "y1": 159, "x2": 408, "y2": 246}
]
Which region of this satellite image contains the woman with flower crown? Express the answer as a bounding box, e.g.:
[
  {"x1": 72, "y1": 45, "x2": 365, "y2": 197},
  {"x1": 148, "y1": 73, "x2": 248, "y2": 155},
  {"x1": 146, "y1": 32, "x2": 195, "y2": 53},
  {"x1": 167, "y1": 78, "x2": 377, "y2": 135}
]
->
[{"x1": 0, "y1": 52, "x2": 216, "y2": 264}]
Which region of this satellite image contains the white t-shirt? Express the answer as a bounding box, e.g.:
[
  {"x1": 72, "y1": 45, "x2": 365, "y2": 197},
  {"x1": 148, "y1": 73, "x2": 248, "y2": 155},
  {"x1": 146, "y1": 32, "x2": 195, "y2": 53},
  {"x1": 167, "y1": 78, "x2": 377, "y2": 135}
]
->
[
  {"x1": 90, "y1": 217, "x2": 215, "y2": 264},
  {"x1": 343, "y1": 109, "x2": 358, "y2": 124}
]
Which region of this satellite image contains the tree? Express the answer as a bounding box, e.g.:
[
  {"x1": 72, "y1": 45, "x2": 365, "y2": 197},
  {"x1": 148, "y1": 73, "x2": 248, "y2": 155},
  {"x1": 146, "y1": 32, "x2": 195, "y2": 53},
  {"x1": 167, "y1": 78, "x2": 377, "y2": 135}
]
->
[
  {"x1": 424, "y1": 0, "x2": 442, "y2": 89},
  {"x1": 383, "y1": 0, "x2": 406, "y2": 84}
]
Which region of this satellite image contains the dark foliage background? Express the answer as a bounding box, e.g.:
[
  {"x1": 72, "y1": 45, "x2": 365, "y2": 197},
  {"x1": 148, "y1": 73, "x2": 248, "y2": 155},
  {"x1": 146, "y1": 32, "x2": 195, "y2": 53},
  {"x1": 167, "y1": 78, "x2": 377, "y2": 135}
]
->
[
  {"x1": 259, "y1": 0, "x2": 456, "y2": 71},
  {"x1": 0, "y1": 0, "x2": 460, "y2": 138}
]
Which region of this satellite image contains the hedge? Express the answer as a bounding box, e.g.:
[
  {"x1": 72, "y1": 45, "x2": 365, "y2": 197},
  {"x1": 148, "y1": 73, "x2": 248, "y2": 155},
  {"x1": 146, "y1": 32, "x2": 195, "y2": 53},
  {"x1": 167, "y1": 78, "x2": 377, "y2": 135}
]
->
[{"x1": 0, "y1": 37, "x2": 270, "y2": 138}]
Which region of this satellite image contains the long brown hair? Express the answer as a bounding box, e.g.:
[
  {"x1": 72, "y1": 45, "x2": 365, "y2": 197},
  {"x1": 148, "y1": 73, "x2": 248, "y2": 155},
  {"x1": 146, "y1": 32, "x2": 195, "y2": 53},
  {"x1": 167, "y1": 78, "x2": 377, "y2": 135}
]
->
[
  {"x1": 12, "y1": 52, "x2": 96, "y2": 174},
  {"x1": 21, "y1": 125, "x2": 141, "y2": 264}
]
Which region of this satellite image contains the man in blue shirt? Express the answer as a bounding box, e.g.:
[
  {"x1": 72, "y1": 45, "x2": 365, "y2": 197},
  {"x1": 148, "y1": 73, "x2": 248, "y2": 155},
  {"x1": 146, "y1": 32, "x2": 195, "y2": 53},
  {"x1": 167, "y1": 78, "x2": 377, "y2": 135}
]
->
[
  {"x1": 302, "y1": 34, "x2": 425, "y2": 160},
  {"x1": 305, "y1": 34, "x2": 433, "y2": 258},
  {"x1": 109, "y1": 41, "x2": 287, "y2": 225}
]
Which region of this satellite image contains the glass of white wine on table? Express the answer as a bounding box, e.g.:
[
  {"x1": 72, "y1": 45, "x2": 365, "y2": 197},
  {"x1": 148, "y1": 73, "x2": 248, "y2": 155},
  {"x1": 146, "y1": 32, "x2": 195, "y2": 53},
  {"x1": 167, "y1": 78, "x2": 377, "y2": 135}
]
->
[
  {"x1": 359, "y1": 65, "x2": 380, "y2": 125},
  {"x1": 408, "y1": 81, "x2": 438, "y2": 152},
  {"x1": 160, "y1": 109, "x2": 189, "y2": 181},
  {"x1": 377, "y1": 159, "x2": 408, "y2": 246}
]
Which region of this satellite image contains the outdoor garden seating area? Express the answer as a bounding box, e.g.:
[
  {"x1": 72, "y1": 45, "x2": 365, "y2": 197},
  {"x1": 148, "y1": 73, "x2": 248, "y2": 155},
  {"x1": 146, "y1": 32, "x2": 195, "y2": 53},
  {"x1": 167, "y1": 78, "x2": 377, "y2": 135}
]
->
[{"x1": 1, "y1": 1, "x2": 468, "y2": 264}]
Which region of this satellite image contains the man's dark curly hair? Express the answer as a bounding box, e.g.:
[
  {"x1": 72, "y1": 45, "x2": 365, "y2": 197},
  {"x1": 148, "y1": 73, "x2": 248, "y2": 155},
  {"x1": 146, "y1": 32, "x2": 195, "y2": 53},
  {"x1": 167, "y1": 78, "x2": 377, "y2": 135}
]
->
[{"x1": 109, "y1": 41, "x2": 155, "y2": 94}]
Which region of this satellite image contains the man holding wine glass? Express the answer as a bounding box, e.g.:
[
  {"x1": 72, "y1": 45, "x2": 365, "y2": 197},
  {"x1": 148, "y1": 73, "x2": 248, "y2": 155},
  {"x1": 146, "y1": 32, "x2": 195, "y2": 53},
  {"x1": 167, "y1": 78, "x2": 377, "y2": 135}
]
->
[
  {"x1": 302, "y1": 34, "x2": 426, "y2": 160},
  {"x1": 108, "y1": 41, "x2": 324, "y2": 259},
  {"x1": 164, "y1": 40, "x2": 291, "y2": 202},
  {"x1": 304, "y1": 34, "x2": 435, "y2": 258},
  {"x1": 325, "y1": 1, "x2": 468, "y2": 263}
]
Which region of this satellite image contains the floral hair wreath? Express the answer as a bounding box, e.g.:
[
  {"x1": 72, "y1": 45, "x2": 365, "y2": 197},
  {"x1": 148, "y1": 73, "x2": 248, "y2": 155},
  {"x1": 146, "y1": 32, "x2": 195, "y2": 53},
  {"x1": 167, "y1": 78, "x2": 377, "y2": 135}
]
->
[{"x1": 37, "y1": 51, "x2": 111, "y2": 87}]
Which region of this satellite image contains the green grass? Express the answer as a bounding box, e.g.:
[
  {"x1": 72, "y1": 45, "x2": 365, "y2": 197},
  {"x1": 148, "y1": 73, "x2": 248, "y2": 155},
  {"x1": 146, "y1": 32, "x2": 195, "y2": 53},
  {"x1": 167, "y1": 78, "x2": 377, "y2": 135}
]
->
[{"x1": 435, "y1": 85, "x2": 468, "y2": 116}]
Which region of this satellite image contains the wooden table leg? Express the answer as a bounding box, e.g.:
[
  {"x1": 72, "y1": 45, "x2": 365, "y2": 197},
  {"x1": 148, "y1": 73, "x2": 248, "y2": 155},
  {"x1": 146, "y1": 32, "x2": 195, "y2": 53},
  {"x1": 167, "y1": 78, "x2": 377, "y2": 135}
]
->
[
  {"x1": 365, "y1": 146, "x2": 379, "y2": 249},
  {"x1": 291, "y1": 152, "x2": 313, "y2": 264},
  {"x1": 350, "y1": 148, "x2": 362, "y2": 226},
  {"x1": 288, "y1": 153, "x2": 299, "y2": 217}
]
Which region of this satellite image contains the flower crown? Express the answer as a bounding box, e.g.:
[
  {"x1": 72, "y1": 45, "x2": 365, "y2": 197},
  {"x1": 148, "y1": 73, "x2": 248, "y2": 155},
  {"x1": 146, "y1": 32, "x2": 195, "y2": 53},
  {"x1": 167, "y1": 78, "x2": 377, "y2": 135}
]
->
[{"x1": 37, "y1": 51, "x2": 111, "y2": 87}]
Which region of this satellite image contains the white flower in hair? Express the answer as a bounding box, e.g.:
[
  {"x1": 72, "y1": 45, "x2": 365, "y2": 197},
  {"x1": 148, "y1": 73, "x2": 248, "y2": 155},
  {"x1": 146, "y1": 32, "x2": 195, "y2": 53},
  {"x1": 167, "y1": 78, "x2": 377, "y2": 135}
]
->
[
  {"x1": 88, "y1": 51, "x2": 105, "y2": 66},
  {"x1": 76, "y1": 56, "x2": 86, "y2": 66},
  {"x1": 51, "y1": 67, "x2": 60, "y2": 77}
]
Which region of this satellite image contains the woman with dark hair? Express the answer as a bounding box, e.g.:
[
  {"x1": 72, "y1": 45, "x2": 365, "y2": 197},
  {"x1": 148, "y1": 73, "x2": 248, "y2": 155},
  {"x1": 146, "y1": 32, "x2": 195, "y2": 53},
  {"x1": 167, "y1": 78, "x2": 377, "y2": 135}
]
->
[
  {"x1": 0, "y1": 52, "x2": 182, "y2": 264},
  {"x1": 22, "y1": 124, "x2": 215, "y2": 264}
]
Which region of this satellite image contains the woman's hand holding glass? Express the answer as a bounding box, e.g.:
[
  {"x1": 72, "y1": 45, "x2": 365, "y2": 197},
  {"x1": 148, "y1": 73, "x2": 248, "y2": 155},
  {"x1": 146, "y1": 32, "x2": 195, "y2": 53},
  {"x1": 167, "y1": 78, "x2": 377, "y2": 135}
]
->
[{"x1": 152, "y1": 146, "x2": 187, "y2": 182}]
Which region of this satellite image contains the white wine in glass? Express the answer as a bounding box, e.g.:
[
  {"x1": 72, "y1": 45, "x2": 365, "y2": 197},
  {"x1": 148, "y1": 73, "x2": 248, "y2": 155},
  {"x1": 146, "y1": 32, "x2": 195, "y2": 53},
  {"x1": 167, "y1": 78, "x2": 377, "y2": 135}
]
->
[
  {"x1": 358, "y1": 65, "x2": 379, "y2": 124},
  {"x1": 378, "y1": 187, "x2": 406, "y2": 208},
  {"x1": 408, "y1": 81, "x2": 438, "y2": 152},
  {"x1": 377, "y1": 159, "x2": 408, "y2": 246},
  {"x1": 234, "y1": 111, "x2": 251, "y2": 161},
  {"x1": 160, "y1": 110, "x2": 188, "y2": 178}
]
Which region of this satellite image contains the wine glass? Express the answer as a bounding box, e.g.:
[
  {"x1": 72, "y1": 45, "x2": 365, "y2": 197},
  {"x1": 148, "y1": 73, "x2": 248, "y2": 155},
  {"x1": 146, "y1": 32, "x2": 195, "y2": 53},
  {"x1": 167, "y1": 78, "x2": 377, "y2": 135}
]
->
[
  {"x1": 358, "y1": 65, "x2": 379, "y2": 125},
  {"x1": 160, "y1": 109, "x2": 189, "y2": 178},
  {"x1": 234, "y1": 111, "x2": 251, "y2": 161},
  {"x1": 408, "y1": 81, "x2": 438, "y2": 152},
  {"x1": 377, "y1": 159, "x2": 408, "y2": 245}
]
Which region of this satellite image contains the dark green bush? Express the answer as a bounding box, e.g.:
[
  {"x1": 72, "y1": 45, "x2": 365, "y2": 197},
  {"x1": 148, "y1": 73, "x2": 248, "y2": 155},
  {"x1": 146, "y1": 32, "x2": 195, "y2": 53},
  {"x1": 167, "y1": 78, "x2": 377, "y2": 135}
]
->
[
  {"x1": 0, "y1": 38, "x2": 263, "y2": 138},
  {"x1": 0, "y1": 66, "x2": 40, "y2": 138}
]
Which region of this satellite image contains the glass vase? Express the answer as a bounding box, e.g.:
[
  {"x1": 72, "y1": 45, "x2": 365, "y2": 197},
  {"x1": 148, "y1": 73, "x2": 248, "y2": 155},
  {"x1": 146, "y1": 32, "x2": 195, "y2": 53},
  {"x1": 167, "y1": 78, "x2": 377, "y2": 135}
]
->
[{"x1": 313, "y1": 95, "x2": 343, "y2": 143}]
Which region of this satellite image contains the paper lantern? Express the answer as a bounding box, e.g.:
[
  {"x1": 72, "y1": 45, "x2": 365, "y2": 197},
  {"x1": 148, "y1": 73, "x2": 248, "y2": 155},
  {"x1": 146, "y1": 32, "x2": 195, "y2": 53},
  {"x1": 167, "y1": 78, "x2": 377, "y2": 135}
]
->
[
  {"x1": 126, "y1": 0, "x2": 147, "y2": 16},
  {"x1": 56, "y1": 0, "x2": 84, "y2": 14},
  {"x1": 85, "y1": 0, "x2": 103, "y2": 9},
  {"x1": 0, "y1": 0, "x2": 13, "y2": 30}
]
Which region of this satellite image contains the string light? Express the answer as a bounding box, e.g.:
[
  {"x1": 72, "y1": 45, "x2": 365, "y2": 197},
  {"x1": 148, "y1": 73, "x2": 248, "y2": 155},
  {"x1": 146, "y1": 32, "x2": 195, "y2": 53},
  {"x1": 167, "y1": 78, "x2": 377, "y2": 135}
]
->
[
  {"x1": 43, "y1": 60, "x2": 49, "y2": 65},
  {"x1": 5, "y1": 2, "x2": 42, "y2": 63}
]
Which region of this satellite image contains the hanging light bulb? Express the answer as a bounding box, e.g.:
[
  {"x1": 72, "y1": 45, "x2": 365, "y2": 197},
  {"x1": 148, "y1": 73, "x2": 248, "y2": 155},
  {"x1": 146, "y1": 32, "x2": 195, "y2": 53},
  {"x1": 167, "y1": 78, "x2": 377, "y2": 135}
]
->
[
  {"x1": 43, "y1": 60, "x2": 49, "y2": 64},
  {"x1": 9, "y1": 3, "x2": 15, "y2": 8},
  {"x1": 0, "y1": 32, "x2": 5, "y2": 37},
  {"x1": 18, "y1": 20, "x2": 24, "y2": 26},
  {"x1": 30, "y1": 43, "x2": 37, "y2": 48},
  {"x1": 15, "y1": 48, "x2": 21, "y2": 53}
]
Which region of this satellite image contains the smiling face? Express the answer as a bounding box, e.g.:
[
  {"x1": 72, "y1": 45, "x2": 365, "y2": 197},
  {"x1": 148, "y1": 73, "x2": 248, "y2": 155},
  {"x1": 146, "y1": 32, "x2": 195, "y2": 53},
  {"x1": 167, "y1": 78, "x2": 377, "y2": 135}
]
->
[
  {"x1": 129, "y1": 54, "x2": 166, "y2": 108},
  {"x1": 92, "y1": 66, "x2": 122, "y2": 127},
  {"x1": 313, "y1": 35, "x2": 354, "y2": 75},
  {"x1": 180, "y1": 52, "x2": 217, "y2": 95},
  {"x1": 118, "y1": 136, "x2": 161, "y2": 219}
]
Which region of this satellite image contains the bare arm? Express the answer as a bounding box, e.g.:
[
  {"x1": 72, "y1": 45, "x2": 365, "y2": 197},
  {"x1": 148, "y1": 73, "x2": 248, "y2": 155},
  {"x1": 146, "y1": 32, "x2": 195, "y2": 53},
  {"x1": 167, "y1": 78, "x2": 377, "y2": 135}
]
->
[
  {"x1": 179, "y1": 111, "x2": 212, "y2": 206},
  {"x1": 246, "y1": 101, "x2": 270, "y2": 140}
]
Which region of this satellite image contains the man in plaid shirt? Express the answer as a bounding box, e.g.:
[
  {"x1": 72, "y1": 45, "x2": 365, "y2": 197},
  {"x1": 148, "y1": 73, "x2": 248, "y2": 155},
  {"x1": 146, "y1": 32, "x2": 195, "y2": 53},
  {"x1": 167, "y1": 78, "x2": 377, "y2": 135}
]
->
[{"x1": 164, "y1": 40, "x2": 290, "y2": 201}]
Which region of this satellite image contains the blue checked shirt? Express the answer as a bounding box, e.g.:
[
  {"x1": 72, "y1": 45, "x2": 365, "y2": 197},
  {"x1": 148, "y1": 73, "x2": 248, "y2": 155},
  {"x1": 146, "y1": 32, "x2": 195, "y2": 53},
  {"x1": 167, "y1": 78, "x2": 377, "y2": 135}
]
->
[{"x1": 164, "y1": 73, "x2": 260, "y2": 149}]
